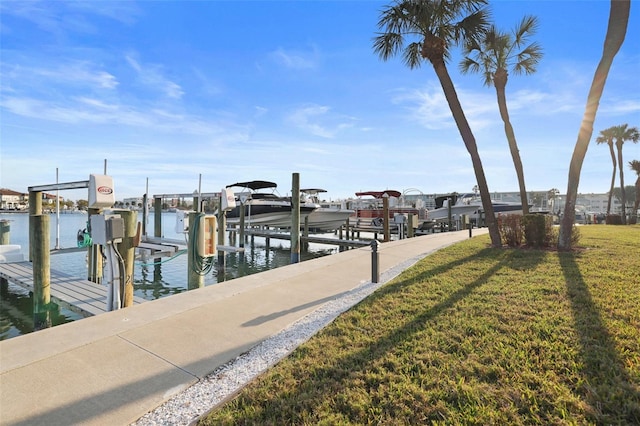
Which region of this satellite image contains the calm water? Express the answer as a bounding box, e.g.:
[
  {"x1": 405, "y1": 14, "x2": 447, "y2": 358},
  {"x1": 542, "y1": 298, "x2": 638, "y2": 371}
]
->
[{"x1": 0, "y1": 211, "x2": 338, "y2": 340}]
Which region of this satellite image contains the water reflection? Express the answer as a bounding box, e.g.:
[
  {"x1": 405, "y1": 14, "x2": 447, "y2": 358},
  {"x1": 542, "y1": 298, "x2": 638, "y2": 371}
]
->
[
  {"x1": 0, "y1": 280, "x2": 82, "y2": 340},
  {"x1": 0, "y1": 212, "x2": 343, "y2": 340}
]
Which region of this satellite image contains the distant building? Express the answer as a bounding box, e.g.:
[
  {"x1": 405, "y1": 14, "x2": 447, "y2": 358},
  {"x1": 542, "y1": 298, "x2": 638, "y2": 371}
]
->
[
  {"x1": 0, "y1": 188, "x2": 67, "y2": 211},
  {"x1": 401, "y1": 190, "x2": 625, "y2": 215},
  {"x1": 0, "y1": 188, "x2": 27, "y2": 210}
]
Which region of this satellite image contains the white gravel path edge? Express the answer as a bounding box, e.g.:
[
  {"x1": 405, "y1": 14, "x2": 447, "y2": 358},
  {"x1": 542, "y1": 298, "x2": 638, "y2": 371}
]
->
[{"x1": 132, "y1": 252, "x2": 426, "y2": 426}]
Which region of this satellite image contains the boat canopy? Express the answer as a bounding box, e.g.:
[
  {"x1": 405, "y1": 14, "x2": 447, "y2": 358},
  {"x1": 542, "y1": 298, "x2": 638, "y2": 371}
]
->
[
  {"x1": 226, "y1": 180, "x2": 277, "y2": 191},
  {"x1": 355, "y1": 190, "x2": 401, "y2": 199},
  {"x1": 434, "y1": 194, "x2": 459, "y2": 209},
  {"x1": 300, "y1": 188, "x2": 327, "y2": 194}
]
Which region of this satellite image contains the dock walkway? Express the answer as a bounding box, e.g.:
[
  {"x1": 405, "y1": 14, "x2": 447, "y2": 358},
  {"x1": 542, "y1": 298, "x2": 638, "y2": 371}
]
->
[{"x1": 0, "y1": 261, "x2": 145, "y2": 317}]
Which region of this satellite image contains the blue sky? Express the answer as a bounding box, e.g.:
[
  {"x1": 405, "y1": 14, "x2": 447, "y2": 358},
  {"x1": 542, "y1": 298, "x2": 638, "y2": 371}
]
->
[{"x1": 1, "y1": 0, "x2": 639, "y2": 202}]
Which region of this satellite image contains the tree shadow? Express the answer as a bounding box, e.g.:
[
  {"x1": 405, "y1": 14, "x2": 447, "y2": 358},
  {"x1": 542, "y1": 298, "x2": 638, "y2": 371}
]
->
[
  {"x1": 214, "y1": 247, "x2": 512, "y2": 422},
  {"x1": 559, "y1": 252, "x2": 640, "y2": 424}
]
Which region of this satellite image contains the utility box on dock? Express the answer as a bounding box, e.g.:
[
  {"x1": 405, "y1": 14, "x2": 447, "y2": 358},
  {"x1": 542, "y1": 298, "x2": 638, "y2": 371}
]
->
[
  {"x1": 88, "y1": 174, "x2": 115, "y2": 209},
  {"x1": 90, "y1": 214, "x2": 124, "y2": 245},
  {"x1": 176, "y1": 210, "x2": 189, "y2": 234},
  {"x1": 197, "y1": 215, "x2": 217, "y2": 257},
  {"x1": 221, "y1": 187, "x2": 237, "y2": 211}
]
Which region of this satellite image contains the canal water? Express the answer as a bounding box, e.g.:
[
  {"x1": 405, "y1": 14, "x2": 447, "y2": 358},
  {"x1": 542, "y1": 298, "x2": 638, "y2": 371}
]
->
[{"x1": 0, "y1": 211, "x2": 339, "y2": 340}]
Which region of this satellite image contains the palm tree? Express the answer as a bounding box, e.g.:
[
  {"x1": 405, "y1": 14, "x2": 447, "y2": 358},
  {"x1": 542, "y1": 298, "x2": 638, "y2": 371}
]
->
[
  {"x1": 460, "y1": 16, "x2": 542, "y2": 215},
  {"x1": 558, "y1": 0, "x2": 630, "y2": 250},
  {"x1": 630, "y1": 159, "x2": 640, "y2": 220},
  {"x1": 595, "y1": 126, "x2": 617, "y2": 215},
  {"x1": 373, "y1": 0, "x2": 501, "y2": 247},
  {"x1": 612, "y1": 124, "x2": 639, "y2": 224}
]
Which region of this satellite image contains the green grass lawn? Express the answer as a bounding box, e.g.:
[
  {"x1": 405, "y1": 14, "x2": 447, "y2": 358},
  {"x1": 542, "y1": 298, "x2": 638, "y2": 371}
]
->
[{"x1": 200, "y1": 225, "x2": 640, "y2": 425}]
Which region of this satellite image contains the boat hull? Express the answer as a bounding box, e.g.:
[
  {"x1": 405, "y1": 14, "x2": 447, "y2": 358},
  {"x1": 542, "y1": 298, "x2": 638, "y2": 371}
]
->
[
  {"x1": 427, "y1": 202, "x2": 525, "y2": 221},
  {"x1": 304, "y1": 208, "x2": 355, "y2": 232},
  {"x1": 226, "y1": 203, "x2": 317, "y2": 229}
]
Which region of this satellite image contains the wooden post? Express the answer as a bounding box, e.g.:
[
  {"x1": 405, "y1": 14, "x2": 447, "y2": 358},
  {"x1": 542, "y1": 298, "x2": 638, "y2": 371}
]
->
[
  {"x1": 0, "y1": 220, "x2": 8, "y2": 290},
  {"x1": 154, "y1": 197, "x2": 162, "y2": 238},
  {"x1": 142, "y1": 194, "x2": 148, "y2": 236},
  {"x1": 383, "y1": 194, "x2": 390, "y2": 242},
  {"x1": 239, "y1": 203, "x2": 245, "y2": 248},
  {"x1": 303, "y1": 216, "x2": 309, "y2": 252},
  {"x1": 0, "y1": 220, "x2": 10, "y2": 245},
  {"x1": 188, "y1": 212, "x2": 204, "y2": 289},
  {"x1": 291, "y1": 173, "x2": 301, "y2": 263},
  {"x1": 88, "y1": 208, "x2": 102, "y2": 283},
  {"x1": 28, "y1": 191, "x2": 42, "y2": 262},
  {"x1": 408, "y1": 213, "x2": 415, "y2": 238},
  {"x1": 217, "y1": 195, "x2": 226, "y2": 266},
  {"x1": 32, "y1": 214, "x2": 51, "y2": 330},
  {"x1": 118, "y1": 210, "x2": 137, "y2": 307}
]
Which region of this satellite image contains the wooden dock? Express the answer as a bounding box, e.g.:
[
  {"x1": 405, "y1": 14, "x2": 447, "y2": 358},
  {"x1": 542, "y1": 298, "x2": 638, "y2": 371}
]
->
[
  {"x1": 236, "y1": 228, "x2": 373, "y2": 248},
  {"x1": 0, "y1": 262, "x2": 145, "y2": 317}
]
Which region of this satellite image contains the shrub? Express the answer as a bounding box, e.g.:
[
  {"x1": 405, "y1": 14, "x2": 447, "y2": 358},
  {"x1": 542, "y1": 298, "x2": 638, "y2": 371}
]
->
[
  {"x1": 497, "y1": 214, "x2": 523, "y2": 247},
  {"x1": 522, "y1": 214, "x2": 555, "y2": 248},
  {"x1": 606, "y1": 214, "x2": 622, "y2": 225},
  {"x1": 571, "y1": 224, "x2": 581, "y2": 247},
  {"x1": 498, "y1": 214, "x2": 581, "y2": 249}
]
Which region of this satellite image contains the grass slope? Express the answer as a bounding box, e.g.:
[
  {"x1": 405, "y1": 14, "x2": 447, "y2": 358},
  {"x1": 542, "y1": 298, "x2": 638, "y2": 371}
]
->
[{"x1": 201, "y1": 225, "x2": 640, "y2": 425}]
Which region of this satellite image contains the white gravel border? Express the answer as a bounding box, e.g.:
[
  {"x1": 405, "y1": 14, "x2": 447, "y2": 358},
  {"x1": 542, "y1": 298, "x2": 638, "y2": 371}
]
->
[{"x1": 132, "y1": 253, "x2": 425, "y2": 426}]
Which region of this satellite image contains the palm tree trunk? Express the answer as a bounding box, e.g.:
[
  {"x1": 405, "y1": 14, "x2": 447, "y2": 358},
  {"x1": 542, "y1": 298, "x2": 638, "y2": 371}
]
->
[
  {"x1": 558, "y1": 0, "x2": 629, "y2": 250},
  {"x1": 430, "y1": 56, "x2": 501, "y2": 247},
  {"x1": 616, "y1": 142, "x2": 627, "y2": 224},
  {"x1": 494, "y1": 70, "x2": 529, "y2": 215},
  {"x1": 634, "y1": 176, "x2": 640, "y2": 216},
  {"x1": 607, "y1": 143, "x2": 616, "y2": 215}
]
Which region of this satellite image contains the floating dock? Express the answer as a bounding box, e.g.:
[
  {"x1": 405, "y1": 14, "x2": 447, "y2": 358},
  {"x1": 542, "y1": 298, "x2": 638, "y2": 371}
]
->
[{"x1": 0, "y1": 262, "x2": 145, "y2": 317}]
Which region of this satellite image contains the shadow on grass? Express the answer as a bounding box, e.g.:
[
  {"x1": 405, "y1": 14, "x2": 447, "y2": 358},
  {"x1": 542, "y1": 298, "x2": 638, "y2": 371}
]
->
[
  {"x1": 211, "y1": 247, "x2": 519, "y2": 422},
  {"x1": 559, "y1": 252, "x2": 640, "y2": 424}
]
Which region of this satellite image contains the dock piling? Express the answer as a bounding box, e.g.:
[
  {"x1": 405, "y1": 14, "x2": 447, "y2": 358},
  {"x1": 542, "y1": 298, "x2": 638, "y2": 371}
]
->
[
  {"x1": 32, "y1": 214, "x2": 51, "y2": 330},
  {"x1": 291, "y1": 173, "x2": 300, "y2": 264},
  {"x1": 118, "y1": 210, "x2": 137, "y2": 307},
  {"x1": 188, "y1": 212, "x2": 205, "y2": 289},
  {"x1": 0, "y1": 220, "x2": 10, "y2": 245}
]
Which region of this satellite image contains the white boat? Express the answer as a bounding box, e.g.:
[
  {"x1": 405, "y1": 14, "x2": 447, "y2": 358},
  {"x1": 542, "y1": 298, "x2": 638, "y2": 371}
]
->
[
  {"x1": 224, "y1": 180, "x2": 317, "y2": 229},
  {"x1": 300, "y1": 189, "x2": 355, "y2": 233},
  {"x1": 427, "y1": 193, "x2": 526, "y2": 222}
]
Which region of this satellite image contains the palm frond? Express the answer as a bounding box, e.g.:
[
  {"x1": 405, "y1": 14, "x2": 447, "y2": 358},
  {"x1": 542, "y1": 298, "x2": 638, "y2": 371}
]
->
[
  {"x1": 404, "y1": 42, "x2": 424, "y2": 69},
  {"x1": 373, "y1": 32, "x2": 405, "y2": 60},
  {"x1": 513, "y1": 15, "x2": 539, "y2": 47}
]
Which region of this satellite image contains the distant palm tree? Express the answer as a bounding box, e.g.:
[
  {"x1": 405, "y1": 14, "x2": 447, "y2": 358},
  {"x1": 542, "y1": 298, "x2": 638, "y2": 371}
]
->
[
  {"x1": 612, "y1": 124, "x2": 639, "y2": 224},
  {"x1": 460, "y1": 16, "x2": 543, "y2": 215},
  {"x1": 595, "y1": 126, "x2": 617, "y2": 215},
  {"x1": 629, "y1": 159, "x2": 640, "y2": 220},
  {"x1": 373, "y1": 0, "x2": 502, "y2": 247},
  {"x1": 558, "y1": 0, "x2": 630, "y2": 250}
]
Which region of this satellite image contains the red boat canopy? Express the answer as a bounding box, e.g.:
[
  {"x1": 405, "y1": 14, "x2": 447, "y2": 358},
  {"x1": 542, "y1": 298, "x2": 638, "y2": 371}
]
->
[{"x1": 355, "y1": 190, "x2": 401, "y2": 199}]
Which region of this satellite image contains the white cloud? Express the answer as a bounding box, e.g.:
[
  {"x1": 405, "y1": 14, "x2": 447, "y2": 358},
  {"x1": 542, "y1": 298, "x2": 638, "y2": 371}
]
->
[
  {"x1": 2, "y1": 61, "x2": 118, "y2": 90},
  {"x1": 125, "y1": 55, "x2": 184, "y2": 99},
  {"x1": 286, "y1": 104, "x2": 356, "y2": 138},
  {"x1": 270, "y1": 47, "x2": 317, "y2": 70}
]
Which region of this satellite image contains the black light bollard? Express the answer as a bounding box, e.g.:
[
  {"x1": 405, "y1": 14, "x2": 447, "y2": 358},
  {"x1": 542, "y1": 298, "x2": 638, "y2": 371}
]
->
[{"x1": 371, "y1": 240, "x2": 380, "y2": 283}]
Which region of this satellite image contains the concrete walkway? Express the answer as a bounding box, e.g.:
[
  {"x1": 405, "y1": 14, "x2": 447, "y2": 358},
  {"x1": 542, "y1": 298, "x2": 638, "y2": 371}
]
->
[{"x1": 0, "y1": 229, "x2": 487, "y2": 426}]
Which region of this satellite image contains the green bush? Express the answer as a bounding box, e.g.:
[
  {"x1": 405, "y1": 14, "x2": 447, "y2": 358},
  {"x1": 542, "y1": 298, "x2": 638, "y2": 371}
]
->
[
  {"x1": 497, "y1": 214, "x2": 523, "y2": 247},
  {"x1": 498, "y1": 214, "x2": 581, "y2": 249},
  {"x1": 521, "y1": 214, "x2": 555, "y2": 248},
  {"x1": 571, "y1": 223, "x2": 582, "y2": 247},
  {"x1": 606, "y1": 214, "x2": 622, "y2": 225}
]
